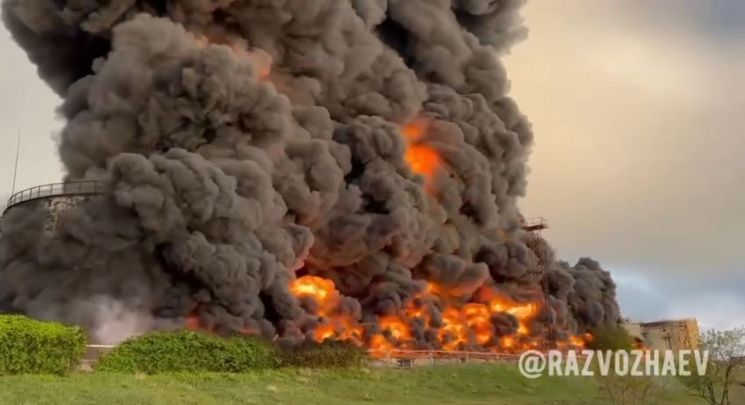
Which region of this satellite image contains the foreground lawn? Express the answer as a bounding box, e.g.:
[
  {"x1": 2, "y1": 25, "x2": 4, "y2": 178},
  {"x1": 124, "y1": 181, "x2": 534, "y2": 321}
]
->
[{"x1": 0, "y1": 363, "x2": 718, "y2": 405}]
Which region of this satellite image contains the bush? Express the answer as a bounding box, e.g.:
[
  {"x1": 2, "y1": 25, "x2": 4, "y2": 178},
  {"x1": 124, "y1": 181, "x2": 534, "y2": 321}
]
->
[
  {"x1": 0, "y1": 315, "x2": 87, "y2": 375},
  {"x1": 96, "y1": 330, "x2": 280, "y2": 373},
  {"x1": 587, "y1": 324, "x2": 634, "y2": 351},
  {"x1": 596, "y1": 372, "x2": 669, "y2": 405},
  {"x1": 280, "y1": 341, "x2": 367, "y2": 368}
]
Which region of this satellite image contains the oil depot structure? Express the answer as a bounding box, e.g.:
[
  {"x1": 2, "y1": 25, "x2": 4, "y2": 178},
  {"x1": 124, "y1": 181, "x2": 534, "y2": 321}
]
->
[
  {"x1": 2, "y1": 181, "x2": 550, "y2": 253},
  {"x1": 1, "y1": 181, "x2": 560, "y2": 360},
  {"x1": 1, "y1": 181, "x2": 106, "y2": 233},
  {"x1": 623, "y1": 318, "x2": 700, "y2": 351},
  {"x1": 0, "y1": 180, "x2": 106, "y2": 316}
]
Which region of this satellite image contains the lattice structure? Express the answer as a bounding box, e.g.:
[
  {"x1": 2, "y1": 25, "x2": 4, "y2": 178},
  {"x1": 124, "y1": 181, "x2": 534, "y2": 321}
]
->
[
  {"x1": 522, "y1": 217, "x2": 554, "y2": 350},
  {"x1": 523, "y1": 217, "x2": 548, "y2": 233}
]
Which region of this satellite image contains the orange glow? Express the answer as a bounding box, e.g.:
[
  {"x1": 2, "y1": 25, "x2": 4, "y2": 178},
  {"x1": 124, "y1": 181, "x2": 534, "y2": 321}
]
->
[
  {"x1": 425, "y1": 283, "x2": 439, "y2": 294},
  {"x1": 486, "y1": 292, "x2": 540, "y2": 337},
  {"x1": 439, "y1": 308, "x2": 470, "y2": 350},
  {"x1": 338, "y1": 320, "x2": 365, "y2": 345},
  {"x1": 406, "y1": 146, "x2": 440, "y2": 178},
  {"x1": 370, "y1": 334, "x2": 395, "y2": 354},
  {"x1": 290, "y1": 275, "x2": 337, "y2": 316},
  {"x1": 379, "y1": 315, "x2": 412, "y2": 341},
  {"x1": 402, "y1": 119, "x2": 442, "y2": 187},
  {"x1": 463, "y1": 304, "x2": 494, "y2": 345},
  {"x1": 291, "y1": 276, "x2": 333, "y2": 300},
  {"x1": 368, "y1": 315, "x2": 416, "y2": 353},
  {"x1": 404, "y1": 302, "x2": 428, "y2": 321},
  {"x1": 558, "y1": 333, "x2": 593, "y2": 350},
  {"x1": 633, "y1": 337, "x2": 649, "y2": 351},
  {"x1": 402, "y1": 283, "x2": 438, "y2": 325},
  {"x1": 290, "y1": 275, "x2": 365, "y2": 345},
  {"x1": 285, "y1": 272, "x2": 589, "y2": 355},
  {"x1": 317, "y1": 316, "x2": 365, "y2": 345},
  {"x1": 569, "y1": 335, "x2": 585, "y2": 347},
  {"x1": 314, "y1": 324, "x2": 336, "y2": 342},
  {"x1": 186, "y1": 314, "x2": 201, "y2": 331},
  {"x1": 402, "y1": 119, "x2": 427, "y2": 142},
  {"x1": 501, "y1": 336, "x2": 515, "y2": 349}
]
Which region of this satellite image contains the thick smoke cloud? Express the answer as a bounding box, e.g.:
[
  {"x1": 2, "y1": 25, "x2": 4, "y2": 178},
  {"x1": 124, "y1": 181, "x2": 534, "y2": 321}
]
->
[{"x1": 0, "y1": 0, "x2": 620, "y2": 347}]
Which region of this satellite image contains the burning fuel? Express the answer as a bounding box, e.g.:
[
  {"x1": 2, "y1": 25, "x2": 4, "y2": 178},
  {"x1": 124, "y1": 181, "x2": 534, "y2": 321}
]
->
[
  {"x1": 0, "y1": 0, "x2": 620, "y2": 350},
  {"x1": 402, "y1": 119, "x2": 441, "y2": 189}
]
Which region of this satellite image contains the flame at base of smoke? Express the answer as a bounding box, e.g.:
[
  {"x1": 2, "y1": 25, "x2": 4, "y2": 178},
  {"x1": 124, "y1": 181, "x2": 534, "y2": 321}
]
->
[{"x1": 281, "y1": 275, "x2": 591, "y2": 355}]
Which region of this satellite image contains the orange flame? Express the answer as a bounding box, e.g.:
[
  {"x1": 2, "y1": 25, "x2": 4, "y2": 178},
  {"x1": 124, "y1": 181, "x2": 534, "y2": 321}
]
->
[
  {"x1": 291, "y1": 275, "x2": 366, "y2": 346},
  {"x1": 313, "y1": 316, "x2": 365, "y2": 345},
  {"x1": 185, "y1": 314, "x2": 201, "y2": 331},
  {"x1": 633, "y1": 337, "x2": 649, "y2": 351},
  {"x1": 485, "y1": 290, "x2": 540, "y2": 338},
  {"x1": 290, "y1": 275, "x2": 337, "y2": 316},
  {"x1": 283, "y1": 274, "x2": 593, "y2": 355},
  {"x1": 501, "y1": 336, "x2": 515, "y2": 349},
  {"x1": 379, "y1": 315, "x2": 412, "y2": 341},
  {"x1": 569, "y1": 335, "x2": 586, "y2": 348},
  {"x1": 463, "y1": 304, "x2": 493, "y2": 345},
  {"x1": 402, "y1": 119, "x2": 441, "y2": 187},
  {"x1": 370, "y1": 334, "x2": 395, "y2": 353}
]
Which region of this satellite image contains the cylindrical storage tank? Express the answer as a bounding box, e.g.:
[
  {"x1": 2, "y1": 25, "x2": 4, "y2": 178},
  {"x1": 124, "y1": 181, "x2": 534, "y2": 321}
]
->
[{"x1": 2, "y1": 181, "x2": 106, "y2": 232}]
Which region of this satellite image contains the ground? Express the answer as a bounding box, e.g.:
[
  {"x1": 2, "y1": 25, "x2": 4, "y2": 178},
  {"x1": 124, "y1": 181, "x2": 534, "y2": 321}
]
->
[{"x1": 0, "y1": 364, "x2": 739, "y2": 405}]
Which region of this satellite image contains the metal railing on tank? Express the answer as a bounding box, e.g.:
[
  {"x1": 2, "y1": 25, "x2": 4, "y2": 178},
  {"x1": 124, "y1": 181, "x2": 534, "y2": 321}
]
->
[{"x1": 4, "y1": 181, "x2": 107, "y2": 212}]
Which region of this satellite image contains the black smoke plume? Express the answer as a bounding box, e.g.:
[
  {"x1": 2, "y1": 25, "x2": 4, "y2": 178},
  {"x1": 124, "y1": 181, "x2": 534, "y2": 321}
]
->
[{"x1": 0, "y1": 0, "x2": 619, "y2": 346}]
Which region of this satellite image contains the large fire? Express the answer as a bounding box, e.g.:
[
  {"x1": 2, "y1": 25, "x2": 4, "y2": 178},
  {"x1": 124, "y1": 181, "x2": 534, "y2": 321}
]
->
[
  {"x1": 183, "y1": 119, "x2": 591, "y2": 356},
  {"x1": 276, "y1": 120, "x2": 590, "y2": 355},
  {"x1": 288, "y1": 275, "x2": 589, "y2": 355},
  {"x1": 2, "y1": 0, "x2": 622, "y2": 356}
]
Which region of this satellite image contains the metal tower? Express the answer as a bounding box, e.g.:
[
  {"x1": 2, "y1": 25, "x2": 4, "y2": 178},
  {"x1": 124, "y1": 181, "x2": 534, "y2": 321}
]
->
[{"x1": 522, "y1": 217, "x2": 555, "y2": 350}]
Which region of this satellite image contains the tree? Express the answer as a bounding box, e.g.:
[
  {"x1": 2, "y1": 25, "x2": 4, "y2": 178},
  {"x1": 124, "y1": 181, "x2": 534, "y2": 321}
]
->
[
  {"x1": 596, "y1": 372, "x2": 669, "y2": 405},
  {"x1": 588, "y1": 323, "x2": 666, "y2": 404},
  {"x1": 587, "y1": 324, "x2": 634, "y2": 351},
  {"x1": 680, "y1": 326, "x2": 745, "y2": 405}
]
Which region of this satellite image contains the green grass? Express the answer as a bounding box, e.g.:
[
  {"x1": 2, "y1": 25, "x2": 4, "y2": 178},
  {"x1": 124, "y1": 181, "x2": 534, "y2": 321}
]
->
[{"x1": 0, "y1": 363, "x2": 726, "y2": 405}]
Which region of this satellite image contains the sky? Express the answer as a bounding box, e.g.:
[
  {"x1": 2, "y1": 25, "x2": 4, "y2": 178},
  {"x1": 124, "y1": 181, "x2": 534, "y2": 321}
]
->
[
  {"x1": 0, "y1": 1, "x2": 743, "y2": 331},
  {"x1": 504, "y1": 0, "x2": 745, "y2": 331}
]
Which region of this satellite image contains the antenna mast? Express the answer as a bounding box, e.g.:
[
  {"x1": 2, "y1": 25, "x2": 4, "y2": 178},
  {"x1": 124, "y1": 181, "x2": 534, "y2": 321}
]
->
[{"x1": 11, "y1": 132, "x2": 20, "y2": 195}]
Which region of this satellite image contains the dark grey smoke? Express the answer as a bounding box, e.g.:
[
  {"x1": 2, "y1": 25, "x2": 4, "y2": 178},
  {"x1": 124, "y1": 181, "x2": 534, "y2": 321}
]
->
[{"x1": 0, "y1": 0, "x2": 620, "y2": 346}]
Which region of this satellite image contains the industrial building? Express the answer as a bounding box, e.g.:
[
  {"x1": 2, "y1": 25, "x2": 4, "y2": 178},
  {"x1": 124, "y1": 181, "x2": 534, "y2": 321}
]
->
[
  {"x1": 5, "y1": 183, "x2": 682, "y2": 355},
  {"x1": 623, "y1": 318, "x2": 700, "y2": 351}
]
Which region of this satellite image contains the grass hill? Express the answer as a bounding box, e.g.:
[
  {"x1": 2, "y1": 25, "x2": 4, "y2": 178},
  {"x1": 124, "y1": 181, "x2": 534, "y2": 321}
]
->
[{"x1": 0, "y1": 363, "x2": 733, "y2": 405}]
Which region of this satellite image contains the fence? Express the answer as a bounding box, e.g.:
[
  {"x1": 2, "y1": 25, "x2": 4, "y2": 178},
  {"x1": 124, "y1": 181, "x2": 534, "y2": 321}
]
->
[
  {"x1": 5, "y1": 181, "x2": 106, "y2": 211},
  {"x1": 368, "y1": 349, "x2": 522, "y2": 368}
]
